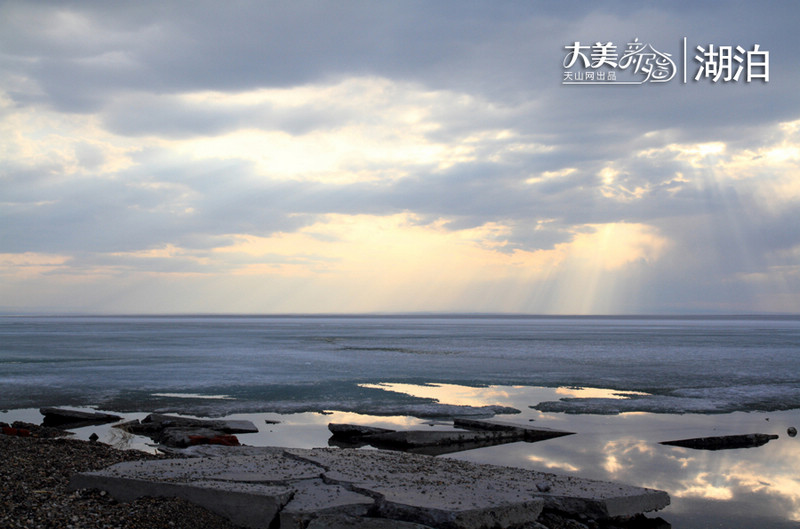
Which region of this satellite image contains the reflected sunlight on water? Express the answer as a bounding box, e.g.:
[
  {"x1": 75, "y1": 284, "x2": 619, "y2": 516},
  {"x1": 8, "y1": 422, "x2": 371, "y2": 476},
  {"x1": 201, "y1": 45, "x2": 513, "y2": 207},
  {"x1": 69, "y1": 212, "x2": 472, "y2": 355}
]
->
[{"x1": 4, "y1": 383, "x2": 800, "y2": 528}]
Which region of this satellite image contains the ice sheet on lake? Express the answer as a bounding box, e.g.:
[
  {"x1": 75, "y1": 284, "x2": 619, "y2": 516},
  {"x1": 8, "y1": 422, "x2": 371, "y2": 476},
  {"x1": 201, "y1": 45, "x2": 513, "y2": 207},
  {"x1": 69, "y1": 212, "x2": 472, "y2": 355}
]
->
[{"x1": 533, "y1": 384, "x2": 800, "y2": 415}]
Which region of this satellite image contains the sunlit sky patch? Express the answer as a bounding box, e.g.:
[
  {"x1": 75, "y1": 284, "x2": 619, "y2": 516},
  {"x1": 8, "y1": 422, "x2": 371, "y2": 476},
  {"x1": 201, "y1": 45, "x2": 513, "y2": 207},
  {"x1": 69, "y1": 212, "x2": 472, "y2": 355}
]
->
[{"x1": 1, "y1": 1, "x2": 799, "y2": 314}]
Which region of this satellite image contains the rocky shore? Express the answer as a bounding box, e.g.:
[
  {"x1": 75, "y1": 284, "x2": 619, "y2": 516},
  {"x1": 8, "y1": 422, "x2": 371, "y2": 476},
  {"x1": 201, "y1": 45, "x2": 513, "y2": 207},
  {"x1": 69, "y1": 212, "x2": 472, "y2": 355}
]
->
[
  {"x1": 2, "y1": 420, "x2": 671, "y2": 529},
  {"x1": 0, "y1": 423, "x2": 242, "y2": 529}
]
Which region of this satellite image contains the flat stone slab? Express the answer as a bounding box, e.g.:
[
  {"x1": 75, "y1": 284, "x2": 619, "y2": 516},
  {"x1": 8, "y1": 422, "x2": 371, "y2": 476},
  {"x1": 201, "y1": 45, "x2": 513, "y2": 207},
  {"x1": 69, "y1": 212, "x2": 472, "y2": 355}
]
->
[
  {"x1": 280, "y1": 479, "x2": 375, "y2": 528},
  {"x1": 329, "y1": 423, "x2": 396, "y2": 438},
  {"x1": 307, "y1": 515, "x2": 436, "y2": 529},
  {"x1": 118, "y1": 413, "x2": 259, "y2": 448},
  {"x1": 660, "y1": 433, "x2": 779, "y2": 450},
  {"x1": 70, "y1": 471, "x2": 293, "y2": 528},
  {"x1": 72, "y1": 449, "x2": 322, "y2": 483},
  {"x1": 328, "y1": 421, "x2": 574, "y2": 456},
  {"x1": 289, "y1": 448, "x2": 669, "y2": 520},
  {"x1": 453, "y1": 418, "x2": 575, "y2": 441},
  {"x1": 71, "y1": 446, "x2": 669, "y2": 528},
  {"x1": 39, "y1": 407, "x2": 122, "y2": 427},
  {"x1": 139, "y1": 413, "x2": 259, "y2": 433}
]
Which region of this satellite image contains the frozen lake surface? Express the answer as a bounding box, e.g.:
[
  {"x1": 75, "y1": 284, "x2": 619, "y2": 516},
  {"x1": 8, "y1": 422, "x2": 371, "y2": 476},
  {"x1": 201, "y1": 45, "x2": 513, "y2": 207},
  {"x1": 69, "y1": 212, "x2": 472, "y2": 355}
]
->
[{"x1": 2, "y1": 314, "x2": 800, "y2": 416}]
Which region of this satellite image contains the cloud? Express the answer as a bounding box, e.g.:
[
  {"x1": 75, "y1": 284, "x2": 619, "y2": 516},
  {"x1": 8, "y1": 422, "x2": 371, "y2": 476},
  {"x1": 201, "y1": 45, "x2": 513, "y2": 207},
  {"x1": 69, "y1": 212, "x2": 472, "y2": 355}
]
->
[{"x1": 1, "y1": 1, "x2": 799, "y2": 313}]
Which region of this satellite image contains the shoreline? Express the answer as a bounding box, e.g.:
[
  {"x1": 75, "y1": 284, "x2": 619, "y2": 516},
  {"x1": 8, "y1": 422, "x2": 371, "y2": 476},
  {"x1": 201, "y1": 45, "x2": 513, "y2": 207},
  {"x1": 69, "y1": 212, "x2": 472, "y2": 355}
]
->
[
  {"x1": 3, "y1": 404, "x2": 800, "y2": 528},
  {"x1": 1, "y1": 421, "x2": 669, "y2": 529}
]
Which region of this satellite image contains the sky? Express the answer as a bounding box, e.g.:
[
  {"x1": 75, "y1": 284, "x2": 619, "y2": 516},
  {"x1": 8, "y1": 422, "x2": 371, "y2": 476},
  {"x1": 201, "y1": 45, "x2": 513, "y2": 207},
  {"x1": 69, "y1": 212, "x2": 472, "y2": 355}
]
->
[{"x1": 1, "y1": 1, "x2": 799, "y2": 315}]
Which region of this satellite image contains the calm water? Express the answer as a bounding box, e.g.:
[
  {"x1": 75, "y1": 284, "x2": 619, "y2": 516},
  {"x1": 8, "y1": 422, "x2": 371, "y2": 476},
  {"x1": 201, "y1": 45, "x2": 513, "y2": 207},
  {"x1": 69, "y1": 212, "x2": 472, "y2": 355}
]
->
[{"x1": 2, "y1": 314, "x2": 800, "y2": 528}]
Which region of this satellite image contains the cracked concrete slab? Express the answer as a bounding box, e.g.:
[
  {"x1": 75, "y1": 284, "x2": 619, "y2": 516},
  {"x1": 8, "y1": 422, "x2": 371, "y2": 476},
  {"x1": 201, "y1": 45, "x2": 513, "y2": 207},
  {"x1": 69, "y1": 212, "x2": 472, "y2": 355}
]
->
[
  {"x1": 288, "y1": 448, "x2": 669, "y2": 520},
  {"x1": 306, "y1": 515, "x2": 436, "y2": 528},
  {"x1": 69, "y1": 472, "x2": 293, "y2": 528},
  {"x1": 279, "y1": 479, "x2": 375, "y2": 528},
  {"x1": 70, "y1": 446, "x2": 669, "y2": 528}
]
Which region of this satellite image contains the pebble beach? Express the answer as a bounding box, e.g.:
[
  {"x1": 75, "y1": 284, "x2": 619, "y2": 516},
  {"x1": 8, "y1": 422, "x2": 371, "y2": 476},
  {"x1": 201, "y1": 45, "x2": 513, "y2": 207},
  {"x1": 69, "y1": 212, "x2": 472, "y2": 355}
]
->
[{"x1": 0, "y1": 423, "x2": 240, "y2": 529}]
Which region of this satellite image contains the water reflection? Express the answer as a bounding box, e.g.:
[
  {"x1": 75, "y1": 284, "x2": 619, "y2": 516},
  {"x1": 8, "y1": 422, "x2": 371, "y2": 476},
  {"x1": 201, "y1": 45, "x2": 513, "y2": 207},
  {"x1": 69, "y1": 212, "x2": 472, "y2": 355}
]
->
[{"x1": 4, "y1": 384, "x2": 800, "y2": 528}]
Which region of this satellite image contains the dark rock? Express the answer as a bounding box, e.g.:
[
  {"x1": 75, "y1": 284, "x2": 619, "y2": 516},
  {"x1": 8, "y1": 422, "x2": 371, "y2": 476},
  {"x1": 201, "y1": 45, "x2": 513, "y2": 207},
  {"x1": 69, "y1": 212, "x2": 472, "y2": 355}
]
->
[
  {"x1": 188, "y1": 434, "x2": 240, "y2": 447},
  {"x1": 11, "y1": 421, "x2": 72, "y2": 438},
  {"x1": 39, "y1": 407, "x2": 122, "y2": 428},
  {"x1": 328, "y1": 423, "x2": 396, "y2": 438},
  {"x1": 660, "y1": 433, "x2": 778, "y2": 450},
  {"x1": 329, "y1": 420, "x2": 574, "y2": 456},
  {"x1": 88, "y1": 432, "x2": 99, "y2": 442},
  {"x1": 788, "y1": 427, "x2": 797, "y2": 437},
  {"x1": 454, "y1": 418, "x2": 575, "y2": 442},
  {"x1": 117, "y1": 415, "x2": 255, "y2": 448},
  {"x1": 2, "y1": 425, "x2": 31, "y2": 437},
  {"x1": 141, "y1": 413, "x2": 257, "y2": 433}
]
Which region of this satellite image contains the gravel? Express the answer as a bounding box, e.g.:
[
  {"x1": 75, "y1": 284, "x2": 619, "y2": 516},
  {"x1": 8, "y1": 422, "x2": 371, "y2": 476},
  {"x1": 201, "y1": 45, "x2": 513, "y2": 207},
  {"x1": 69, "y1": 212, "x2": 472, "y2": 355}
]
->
[{"x1": 0, "y1": 422, "x2": 242, "y2": 529}]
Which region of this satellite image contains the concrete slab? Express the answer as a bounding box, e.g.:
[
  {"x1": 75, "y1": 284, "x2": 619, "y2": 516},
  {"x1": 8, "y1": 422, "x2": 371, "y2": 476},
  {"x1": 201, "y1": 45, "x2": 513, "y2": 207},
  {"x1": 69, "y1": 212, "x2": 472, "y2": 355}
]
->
[
  {"x1": 69, "y1": 472, "x2": 293, "y2": 528},
  {"x1": 70, "y1": 451, "x2": 322, "y2": 484},
  {"x1": 70, "y1": 445, "x2": 669, "y2": 528},
  {"x1": 290, "y1": 448, "x2": 545, "y2": 528},
  {"x1": 288, "y1": 448, "x2": 669, "y2": 520},
  {"x1": 306, "y1": 515, "x2": 436, "y2": 529},
  {"x1": 279, "y1": 479, "x2": 375, "y2": 529}
]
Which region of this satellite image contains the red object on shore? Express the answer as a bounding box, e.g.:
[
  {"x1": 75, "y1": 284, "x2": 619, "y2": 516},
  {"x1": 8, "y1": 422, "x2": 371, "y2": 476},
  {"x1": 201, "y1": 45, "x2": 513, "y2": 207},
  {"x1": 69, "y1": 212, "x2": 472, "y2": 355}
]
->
[
  {"x1": 187, "y1": 434, "x2": 240, "y2": 446},
  {"x1": 2, "y1": 426, "x2": 30, "y2": 437}
]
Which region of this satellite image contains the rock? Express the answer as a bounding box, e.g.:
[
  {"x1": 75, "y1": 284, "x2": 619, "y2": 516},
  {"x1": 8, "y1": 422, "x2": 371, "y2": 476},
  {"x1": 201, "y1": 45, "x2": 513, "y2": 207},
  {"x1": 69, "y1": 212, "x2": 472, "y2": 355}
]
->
[
  {"x1": 189, "y1": 434, "x2": 240, "y2": 447},
  {"x1": 156, "y1": 427, "x2": 240, "y2": 448},
  {"x1": 11, "y1": 421, "x2": 72, "y2": 438},
  {"x1": 306, "y1": 515, "x2": 435, "y2": 528},
  {"x1": 292, "y1": 447, "x2": 669, "y2": 520},
  {"x1": 2, "y1": 425, "x2": 31, "y2": 437},
  {"x1": 70, "y1": 446, "x2": 670, "y2": 528},
  {"x1": 788, "y1": 427, "x2": 797, "y2": 437},
  {"x1": 88, "y1": 432, "x2": 99, "y2": 442},
  {"x1": 39, "y1": 408, "x2": 122, "y2": 427},
  {"x1": 141, "y1": 413, "x2": 258, "y2": 434},
  {"x1": 329, "y1": 423, "x2": 397, "y2": 438},
  {"x1": 660, "y1": 433, "x2": 779, "y2": 450},
  {"x1": 329, "y1": 421, "x2": 574, "y2": 456},
  {"x1": 453, "y1": 418, "x2": 575, "y2": 442},
  {"x1": 364, "y1": 430, "x2": 527, "y2": 456},
  {"x1": 117, "y1": 414, "x2": 257, "y2": 448}
]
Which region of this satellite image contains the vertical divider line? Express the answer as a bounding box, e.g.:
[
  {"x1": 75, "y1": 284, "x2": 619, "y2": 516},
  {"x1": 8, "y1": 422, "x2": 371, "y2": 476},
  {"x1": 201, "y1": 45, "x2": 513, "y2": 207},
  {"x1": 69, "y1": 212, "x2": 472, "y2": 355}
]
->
[{"x1": 683, "y1": 37, "x2": 687, "y2": 84}]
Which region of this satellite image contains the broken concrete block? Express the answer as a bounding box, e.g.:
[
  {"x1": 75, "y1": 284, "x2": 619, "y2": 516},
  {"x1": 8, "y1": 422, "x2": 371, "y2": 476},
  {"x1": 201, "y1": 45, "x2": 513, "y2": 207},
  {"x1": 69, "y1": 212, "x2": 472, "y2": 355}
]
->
[
  {"x1": 69, "y1": 473, "x2": 293, "y2": 528},
  {"x1": 70, "y1": 446, "x2": 669, "y2": 528},
  {"x1": 279, "y1": 479, "x2": 375, "y2": 529},
  {"x1": 290, "y1": 448, "x2": 669, "y2": 520},
  {"x1": 306, "y1": 515, "x2": 436, "y2": 529}
]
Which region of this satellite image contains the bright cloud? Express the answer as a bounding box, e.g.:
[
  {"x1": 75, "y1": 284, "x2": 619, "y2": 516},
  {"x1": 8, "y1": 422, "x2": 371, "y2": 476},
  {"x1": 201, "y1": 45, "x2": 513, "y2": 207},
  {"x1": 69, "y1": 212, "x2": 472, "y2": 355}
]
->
[{"x1": 1, "y1": 1, "x2": 799, "y2": 314}]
